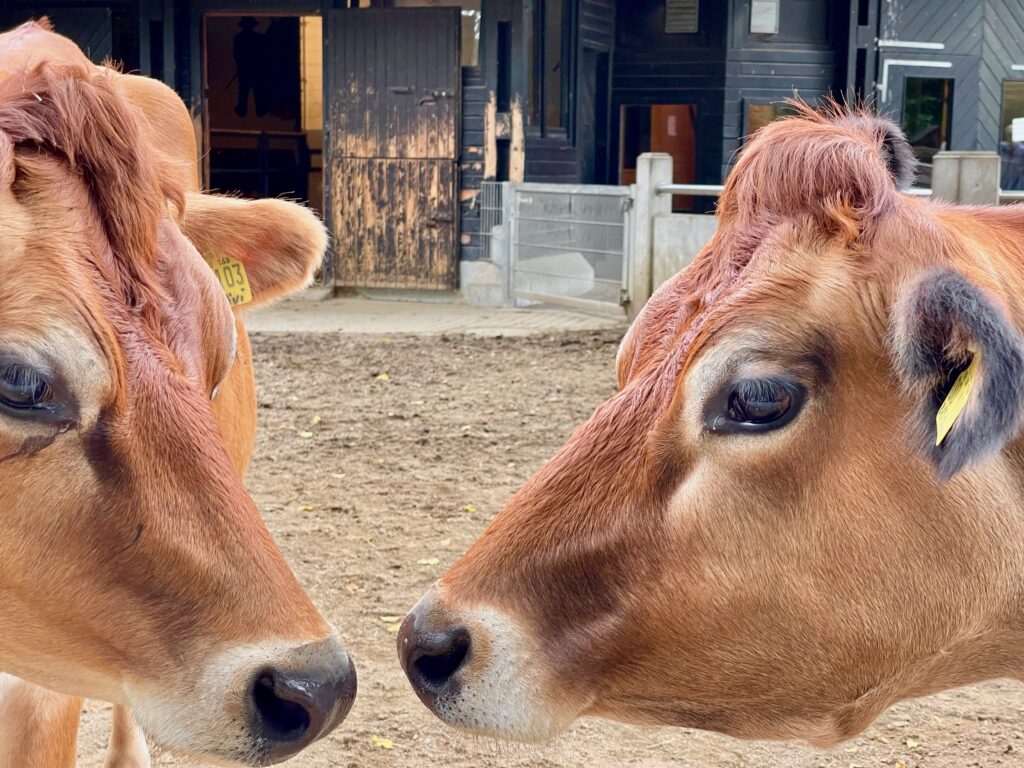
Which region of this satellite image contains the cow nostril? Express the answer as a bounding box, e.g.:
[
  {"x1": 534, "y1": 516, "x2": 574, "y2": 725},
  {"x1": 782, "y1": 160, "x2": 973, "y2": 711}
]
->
[
  {"x1": 252, "y1": 671, "x2": 312, "y2": 743},
  {"x1": 412, "y1": 627, "x2": 471, "y2": 687}
]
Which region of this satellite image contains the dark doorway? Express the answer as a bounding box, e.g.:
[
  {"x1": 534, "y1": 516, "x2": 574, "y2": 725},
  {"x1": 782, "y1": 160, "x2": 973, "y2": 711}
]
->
[
  {"x1": 902, "y1": 77, "x2": 954, "y2": 187},
  {"x1": 328, "y1": 8, "x2": 461, "y2": 290},
  {"x1": 577, "y1": 48, "x2": 610, "y2": 184},
  {"x1": 202, "y1": 14, "x2": 324, "y2": 211},
  {"x1": 620, "y1": 104, "x2": 698, "y2": 211}
]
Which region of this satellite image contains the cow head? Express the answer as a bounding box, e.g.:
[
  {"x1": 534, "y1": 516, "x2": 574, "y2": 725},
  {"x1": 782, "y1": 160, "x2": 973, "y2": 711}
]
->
[
  {"x1": 0, "y1": 22, "x2": 351, "y2": 765},
  {"x1": 399, "y1": 103, "x2": 1024, "y2": 745}
]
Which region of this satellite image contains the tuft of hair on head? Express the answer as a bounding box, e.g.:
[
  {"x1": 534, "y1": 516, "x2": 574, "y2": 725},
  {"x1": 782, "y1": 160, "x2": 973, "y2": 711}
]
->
[
  {"x1": 717, "y1": 98, "x2": 916, "y2": 243},
  {"x1": 0, "y1": 59, "x2": 184, "y2": 307}
]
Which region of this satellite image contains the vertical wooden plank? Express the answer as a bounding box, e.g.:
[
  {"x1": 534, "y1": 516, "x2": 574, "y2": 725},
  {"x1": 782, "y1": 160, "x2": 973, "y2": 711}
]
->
[
  {"x1": 329, "y1": 8, "x2": 460, "y2": 289},
  {"x1": 399, "y1": 8, "x2": 412, "y2": 160}
]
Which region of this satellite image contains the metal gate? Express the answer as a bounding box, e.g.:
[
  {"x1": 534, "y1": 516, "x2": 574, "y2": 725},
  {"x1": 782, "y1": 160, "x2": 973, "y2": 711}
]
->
[{"x1": 509, "y1": 183, "x2": 632, "y2": 314}]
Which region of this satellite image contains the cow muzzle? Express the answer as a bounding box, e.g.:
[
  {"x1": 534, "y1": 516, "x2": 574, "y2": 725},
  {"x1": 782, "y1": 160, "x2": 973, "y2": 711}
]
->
[
  {"x1": 130, "y1": 634, "x2": 356, "y2": 766},
  {"x1": 397, "y1": 587, "x2": 579, "y2": 742}
]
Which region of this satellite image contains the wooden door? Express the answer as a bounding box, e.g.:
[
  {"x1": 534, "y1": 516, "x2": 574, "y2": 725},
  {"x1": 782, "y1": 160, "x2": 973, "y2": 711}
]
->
[{"x1": 329, "y1": 8, "x2": 460, "y2": 290}]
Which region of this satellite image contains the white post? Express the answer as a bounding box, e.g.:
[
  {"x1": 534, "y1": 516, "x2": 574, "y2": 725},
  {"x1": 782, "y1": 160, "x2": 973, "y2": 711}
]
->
[
  {"x1": 932, "y1": 151, "x2": 1001, "y2": 205},
  {"x1": 629, "y1": 153, "x2": 674, "y2": 319}
]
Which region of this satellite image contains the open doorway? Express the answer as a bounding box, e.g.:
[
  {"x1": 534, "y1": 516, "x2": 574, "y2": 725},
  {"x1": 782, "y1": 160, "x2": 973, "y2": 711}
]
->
[
  {"x1": 202, "y1": 14, "x2": 324, "y2": 213},
  {"x1": 619, "y1": 104, "x2": 697, "y2": 211}
]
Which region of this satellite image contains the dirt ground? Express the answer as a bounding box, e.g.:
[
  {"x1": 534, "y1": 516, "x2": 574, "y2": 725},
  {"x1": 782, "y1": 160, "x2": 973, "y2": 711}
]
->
[{"x1": 77, "y1": 329, "x2": 1024, "y2": 767}]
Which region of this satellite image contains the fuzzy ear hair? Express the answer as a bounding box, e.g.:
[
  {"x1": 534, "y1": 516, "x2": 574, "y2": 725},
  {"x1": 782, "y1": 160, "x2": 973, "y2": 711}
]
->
[
  {"x1": 179, "y1": 192, "x2": 327, "y2": 308},
  {"x1": 831, "y1": 112, "x2": 916, "y2": 191},
  {"x1": 891, "y1": 268, "x2": 1024, "y2": 479},
  {"x1": 876, "y1": 118, "x2": 916, "y2": 190},
  {"x1": 0, "y1": 132, "x2": 13, "y2": 189}
]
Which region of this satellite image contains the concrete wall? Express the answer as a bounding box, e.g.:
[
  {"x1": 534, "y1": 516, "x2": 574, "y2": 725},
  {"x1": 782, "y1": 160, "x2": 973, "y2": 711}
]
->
[{"x1": 652, "y1": 213, "x2": 718, "y2": 289}]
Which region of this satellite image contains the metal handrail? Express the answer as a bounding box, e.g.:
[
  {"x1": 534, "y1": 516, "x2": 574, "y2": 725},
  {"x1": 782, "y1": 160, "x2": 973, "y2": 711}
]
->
[
  {"x1": 655, "y1": 183, "x2": 726, "y2": 197},
  {"x1": 655, "y1": 182, "x2": 935, "y2": 198}
]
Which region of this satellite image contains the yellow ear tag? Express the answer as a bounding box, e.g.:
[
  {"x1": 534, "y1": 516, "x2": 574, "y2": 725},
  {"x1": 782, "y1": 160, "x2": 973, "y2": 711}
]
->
[
  {"x1": 935, "y1": 353, "x2": 981, "y2": 446},
  {"x1": 209, "y1": 255, "x2": 253, "y2": 308}
]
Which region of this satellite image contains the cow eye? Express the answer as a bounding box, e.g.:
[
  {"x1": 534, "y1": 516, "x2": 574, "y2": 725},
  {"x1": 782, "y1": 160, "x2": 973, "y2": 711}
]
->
[
  {"x1": 0, "y1": 359, "x2": 70, "y2": 426},
  {"x1": 704, "y1": 377, "x2": 806, "y2": 434}
]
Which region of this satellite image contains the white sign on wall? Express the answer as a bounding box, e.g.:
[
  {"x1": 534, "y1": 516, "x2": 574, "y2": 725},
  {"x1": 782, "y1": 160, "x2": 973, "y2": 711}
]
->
[
  {"x1": 1013, "y1": 117, "x2": 1024, "y2": 143},
  {"x1": 750, "y1": 0, "x2": 780, "y2": 34}
]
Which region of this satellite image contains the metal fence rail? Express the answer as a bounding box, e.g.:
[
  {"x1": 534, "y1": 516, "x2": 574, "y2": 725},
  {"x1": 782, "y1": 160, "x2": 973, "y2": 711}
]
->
[{"x1": 655, "y1": 182, "x2": 935, "y2": 198}]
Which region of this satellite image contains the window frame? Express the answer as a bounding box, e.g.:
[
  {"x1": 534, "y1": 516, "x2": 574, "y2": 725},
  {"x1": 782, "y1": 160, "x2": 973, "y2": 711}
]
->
[{"x1": 524, "y1": 0, "x2": 573, "y2": 139}]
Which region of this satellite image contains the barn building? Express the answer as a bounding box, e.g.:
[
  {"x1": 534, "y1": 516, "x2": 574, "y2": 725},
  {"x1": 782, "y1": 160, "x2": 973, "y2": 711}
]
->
[{"x1": 2, "y1": 0, "x2": 1021, "y2": 296}]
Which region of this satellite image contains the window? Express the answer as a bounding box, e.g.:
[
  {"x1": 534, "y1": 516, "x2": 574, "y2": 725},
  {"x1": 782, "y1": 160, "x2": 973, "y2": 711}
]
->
[
  {"x1": 1000, "y1": 81, "x2": 1024, "y2": 191},
  {"x1": 902, "y1": 77, "x2": 953, "y2": 187},
  {"x1": 393, "y1": 0, "x2": 481, "y2": 68},
  {"x1": 743, "y1": 100, "x2": 799, "y2": 139},
  {"x1": 525, "y1": 0, "x2": 567, "y2": 134}
]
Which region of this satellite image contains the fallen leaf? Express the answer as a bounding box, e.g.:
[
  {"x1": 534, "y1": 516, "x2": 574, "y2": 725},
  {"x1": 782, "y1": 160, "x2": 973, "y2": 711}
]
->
[
  {"x1": 370, "y1": 735, "x2": 394, "y2": 750},
  {"x1": 411, "y1": 400, "x2": 425, "y2": 405},
  {"x1": 298, "y1": 430, "x2": 314, "y2": 438},
  {"x1": 906, "y1": 738, "x2": 919, "y2": 749},
  {"x1": 379, "y1": 615, "x2": 403, "y2": 623},
  {"x1": 311, "y1": 415, "x2": 322, "y2": 425},
  {"x1": 418, "y1": 557, "x2": 440, "y2": 566},
  {"x1": 331, "y1": 473, "x2": 347, "y2": 480},
  {"x1": 386, "y1": 622, "x2": 402, "y2": 633},
  {"x1": 895, "y1": 761, "x2": 907, "y2": 768},
  {"x1": 300, "y1": 504, "x2": 314, "y2": 512},
  {"x1": 464, "y1": 504, "x2": 477, "y2": 514},
  {"x1": 375, "y1": 372, "x2": 391, "y2": 382}
]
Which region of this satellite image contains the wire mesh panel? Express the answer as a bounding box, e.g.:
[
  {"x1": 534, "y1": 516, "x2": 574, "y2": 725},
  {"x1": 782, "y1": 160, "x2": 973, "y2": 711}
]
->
[{"x1": 510, "y1": 184, "x2": 631, "y2": 312}]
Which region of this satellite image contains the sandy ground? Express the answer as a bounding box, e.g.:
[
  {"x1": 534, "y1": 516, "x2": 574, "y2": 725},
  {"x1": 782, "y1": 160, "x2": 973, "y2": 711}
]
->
[{"x1": 75, "y1": 329, "x2": 1024, "y2": 767}]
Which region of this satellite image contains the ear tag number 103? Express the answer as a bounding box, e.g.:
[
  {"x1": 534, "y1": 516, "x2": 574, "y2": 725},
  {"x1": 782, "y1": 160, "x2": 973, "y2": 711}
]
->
[
  {"x1": 210, "y1": 255, "x2": 253, "y2": 308},
  {"x1": 935, "y1": 353, "x2": 980, "y2": 446}
]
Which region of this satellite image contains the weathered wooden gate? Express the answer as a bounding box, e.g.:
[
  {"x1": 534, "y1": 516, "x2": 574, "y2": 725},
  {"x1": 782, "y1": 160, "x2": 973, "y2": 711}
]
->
[{"x1": 328, "y1": 8, "x2": 460, "y2": 290}]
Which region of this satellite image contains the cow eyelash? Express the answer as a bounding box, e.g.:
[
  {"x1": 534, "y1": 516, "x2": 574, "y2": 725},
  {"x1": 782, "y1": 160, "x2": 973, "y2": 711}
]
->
[{"x1": 703, "y1": 376, "x2": 806, "y2": 435}]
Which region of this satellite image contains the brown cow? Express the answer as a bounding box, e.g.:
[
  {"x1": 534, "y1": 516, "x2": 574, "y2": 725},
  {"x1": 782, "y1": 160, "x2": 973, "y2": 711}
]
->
[
  {"x1": 399, "y1": 103, "x2": 1024, "y2": 746},
  {"x1": 0, "y1": 20, "x2": 353, "y2": 766},
  {"x1": 0, "y1": 22, "x2": 313, "y2": 767}
]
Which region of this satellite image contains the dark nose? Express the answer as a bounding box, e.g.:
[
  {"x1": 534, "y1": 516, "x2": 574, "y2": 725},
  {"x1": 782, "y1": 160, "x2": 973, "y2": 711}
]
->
[
  {"x1": 249, "y1": 651, "x2": 357, "y2": 763},
  {"x1": 398, "y1": 611, "x2": 471, "y2": 707}
]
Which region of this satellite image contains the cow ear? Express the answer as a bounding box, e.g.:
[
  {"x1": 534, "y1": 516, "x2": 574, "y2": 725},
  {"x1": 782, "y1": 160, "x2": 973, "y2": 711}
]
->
[
  {"x1": 891, "y1": 268, "x2": 1024, "y2": 479},
  {"x1": 829, "y1": 111, "x2": 916, "y2": 190},
  {"x1": 875, "y1": 117, "x2": 916, "y2": 191},
  {"x1": 179, "y1": 192, "x2": 327, "y2": 307}
]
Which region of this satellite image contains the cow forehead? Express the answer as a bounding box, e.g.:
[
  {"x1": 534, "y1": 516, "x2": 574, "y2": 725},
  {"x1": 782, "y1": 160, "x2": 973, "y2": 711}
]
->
[
  {"x1": 630, "y1": 227, "x2": 868, "y2": 392},
  {"x1": 0, "y1": 167, "x2": 232, "y2": 411}
]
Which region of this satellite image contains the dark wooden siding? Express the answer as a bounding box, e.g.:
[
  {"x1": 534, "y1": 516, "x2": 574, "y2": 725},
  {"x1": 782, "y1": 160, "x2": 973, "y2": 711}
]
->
[
  {"x1": 721, "y1": 0, "x2": 847, "y2": 178},
  {"x1": 611, "y1": 0, "x2": 728, "y2": 185},
  {"x1": 3, "y1": 0, "x2": 140, "y2": 68},
  {"x1": 580, "y1": 0, "x2": 613, "y2": 50}
]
